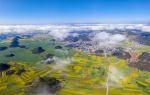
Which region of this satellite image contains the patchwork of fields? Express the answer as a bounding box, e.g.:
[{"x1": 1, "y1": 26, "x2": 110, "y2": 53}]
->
[{"x1": 0, "y1": 34, "x2": 150, "y2": 95}]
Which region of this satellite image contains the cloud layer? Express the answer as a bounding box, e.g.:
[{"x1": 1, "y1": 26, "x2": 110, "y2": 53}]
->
[
  {"x1": 0, "y1": 24, "x2": 150, "y2": 40},
  {"x1": 92, "y1": 32, "x2": 126, "y2": 49}
]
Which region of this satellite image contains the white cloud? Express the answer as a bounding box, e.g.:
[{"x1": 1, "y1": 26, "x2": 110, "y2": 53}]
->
[
  {"x1": 92, "y1": 32, "x2": 126, "y2": 49},
  {"x1": 0, "y1": 24, "x2": 150, "y2": 40},
  {"x1": 52, "y1": 57, "x2": 74, "y2": 69},
  {"x1": 141, "y1": 25, "x2": 150, "y2": 32},
  {"x1": 48, "y1": 28, "x2": 71, "y2": 40},
  {"x1": 109, "y1": 66, "x2": 124, "y2": 83},
  {"x1": 0, "y1": 25, "x2": 50, "y2": 34}
]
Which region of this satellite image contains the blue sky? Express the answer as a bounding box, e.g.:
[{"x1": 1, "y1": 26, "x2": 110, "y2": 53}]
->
[{"x1": 0, "y1": 0, "x2": 150, "y2": 24}]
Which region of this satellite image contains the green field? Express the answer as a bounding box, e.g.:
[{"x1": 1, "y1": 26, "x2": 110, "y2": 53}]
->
[{"x1": 0, "y1": 35, "x2": 150, "y2": 95}]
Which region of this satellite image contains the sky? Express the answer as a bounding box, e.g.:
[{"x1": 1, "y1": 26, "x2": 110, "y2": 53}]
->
[{"x1": 0, "y1": 0, "x2": 150, "y2": 24}]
